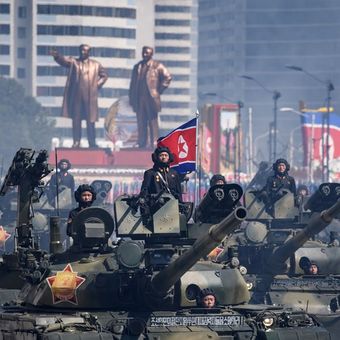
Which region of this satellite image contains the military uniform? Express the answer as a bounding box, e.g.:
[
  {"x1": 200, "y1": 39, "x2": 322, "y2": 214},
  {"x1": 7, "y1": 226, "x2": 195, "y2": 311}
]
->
[
  {"x1": 266, "y1": 174, "x2": 296, "y2": 196},
  {"x1": 140, "y1": 166, "x2": 182, "y2": 202}
]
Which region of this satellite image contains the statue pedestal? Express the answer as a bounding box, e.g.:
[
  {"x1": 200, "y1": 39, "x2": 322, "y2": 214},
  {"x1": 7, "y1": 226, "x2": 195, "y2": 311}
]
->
[
  {"x1": 49, "y1": 147, "x2": 114, "y2": 167},
  {"x1": 112, "y1": 148, "x2": 152, "y2": 168},
  {"x1": 49, "y1": 147, "x2": 152, "y2": 169}
]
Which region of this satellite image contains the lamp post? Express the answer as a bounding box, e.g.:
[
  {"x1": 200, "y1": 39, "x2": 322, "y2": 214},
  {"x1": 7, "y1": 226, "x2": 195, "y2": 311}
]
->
[
  {"x1": 240, "y1": 75, "x2": 281, "y2": 163},
  {"x1": 285, "y1": 65, "x2": 334, "y2": 182},
  {"x1": 203, "y1": 93, "x2": 243, "y2": 181},
  {"x1": 280, "y1": 107, "x2": 315, "y2": 183}
]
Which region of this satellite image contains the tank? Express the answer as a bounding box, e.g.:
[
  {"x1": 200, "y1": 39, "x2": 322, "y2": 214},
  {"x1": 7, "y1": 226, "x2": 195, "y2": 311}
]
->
[
  {"x1": 217, "y1": 178, "x2": 340, "y2": 337},
  {"x1": 0, "y1": 151, "x2": 330, "y2": 339}
]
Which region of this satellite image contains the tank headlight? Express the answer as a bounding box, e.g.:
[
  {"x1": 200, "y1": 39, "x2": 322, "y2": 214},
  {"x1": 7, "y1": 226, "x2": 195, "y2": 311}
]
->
[
  {"x1": 246, "y1": 282, "x2": 253, "y2": 290},
  {"x1": 262, "y1": 317, "x2": 274, "y2": 328},
  {"x1": 239, "y1": 265, "x2": 247, "y2": 275}
]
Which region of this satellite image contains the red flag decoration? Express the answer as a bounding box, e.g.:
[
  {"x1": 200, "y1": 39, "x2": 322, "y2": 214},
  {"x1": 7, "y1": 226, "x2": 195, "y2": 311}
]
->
[
  {"x1": 157, "y1": 118, "x2": 196, "y2": 174},
  {"x1": 201, "y1": 123, "x2": 212, "y2": 174},
  {"x1": 301, "y1": 112, "x2": 340, "y2": 165}
]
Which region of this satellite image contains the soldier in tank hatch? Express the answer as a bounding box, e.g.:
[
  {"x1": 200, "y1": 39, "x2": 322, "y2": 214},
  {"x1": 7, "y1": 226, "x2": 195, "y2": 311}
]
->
[
  {"x1": 196, "y1": 288, "x2": 217, "y2": 309},
  {"x1": 210, "y1": 174, "x2": 227, "y2": 187},
  {"x1": 67, "y1": 184, "x2": 96, "y2": 237},
  {"x1": 265, "y1": 158, "x2": 296, "y2": 199},
  {"x1": 140, "y1": 146, "x2": 182, "y2": 202}
]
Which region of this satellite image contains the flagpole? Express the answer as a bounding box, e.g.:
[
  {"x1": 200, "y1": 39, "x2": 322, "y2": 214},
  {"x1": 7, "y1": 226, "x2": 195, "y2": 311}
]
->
[{"x1": 194, "y1": 109, "x2": 200, "y2": 207}]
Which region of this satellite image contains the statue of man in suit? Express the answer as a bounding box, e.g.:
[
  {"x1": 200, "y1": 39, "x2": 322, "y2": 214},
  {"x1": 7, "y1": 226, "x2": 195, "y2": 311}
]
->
[
  {"x1": 50, "y1": 44, "x2": 108, "y2": 148},
  {"x1": 129, "y1": 46, "x2": 172, "y2": 149}
]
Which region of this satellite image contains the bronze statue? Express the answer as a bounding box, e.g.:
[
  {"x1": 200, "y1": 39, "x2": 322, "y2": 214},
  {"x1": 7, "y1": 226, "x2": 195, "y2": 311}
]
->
[
  {"x1": 129, "y1": 46, "x2": 172, "y2": 149},
  {"x1": 50, "y1": 44, "x2": 108, "y2": 148}
]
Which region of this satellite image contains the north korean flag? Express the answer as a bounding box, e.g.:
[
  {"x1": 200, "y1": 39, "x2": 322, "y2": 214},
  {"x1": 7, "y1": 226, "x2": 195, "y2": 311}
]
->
[{"x1": 157, "y1": 118, "x2": 197, "y2": 174}]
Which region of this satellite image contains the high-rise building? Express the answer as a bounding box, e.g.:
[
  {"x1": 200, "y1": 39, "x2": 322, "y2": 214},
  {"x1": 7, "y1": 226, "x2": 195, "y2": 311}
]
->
[
  {"x1": 198, "y1": 0, "x2": 340, "y2": 165},
  {"x1": 1, "y1": 0, "x2": 197, "y2": 146}
]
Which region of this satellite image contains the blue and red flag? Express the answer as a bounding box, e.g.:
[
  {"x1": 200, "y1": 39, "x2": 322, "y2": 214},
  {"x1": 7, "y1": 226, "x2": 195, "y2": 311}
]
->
[
  {"x1": 301, "y1": 111, "x2": 340, "y2": 165},
  {"x1": 157, "y1": 118, "x2": 197, "y2": 174}
]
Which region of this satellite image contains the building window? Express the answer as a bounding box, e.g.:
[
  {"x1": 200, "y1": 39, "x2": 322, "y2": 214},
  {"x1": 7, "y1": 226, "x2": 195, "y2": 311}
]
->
[
  {"x1": 37, "y1": 25, "x2": 135, "y2": 39},
  {"x1": 37, "y1": 45, "x2": 135, "y2": 59},
  {"x1": 155, "y1": 19, "x2": 191, "y2": 26},
  {"x1": 17, "y1": 47, "x2": 26, "y2": 58},
  {"x1": 0, "y1": 4, "x2": 10, "y2": 14},
  {"x1": 18, "y1": 27, "x2": 26, "y2": 38},
  {"x1": 155, "y1": 33, "x2": 190, "y2": 40},
  {"x1": 156, "y1": 46, "x2": 190, "y2": 54},
  {"x1": 18, "y1": 6, "x2": 27, "y2": 18},
  {"x1": 0, "y1": 45, "x2": 10, "y2": 55},
  {"x1": 159, "y1": 60, "x2": 190, "y2": 67},
  {"x1": 37, "y1": 5, "x2": 136, "y2": 18},
  {"x1": 162, "y1": 101, "x2": 189, "y2": 109},
  {"x1": 17, "y1": 68, "x2": 25, "y2": 78},
  {"x1": 0, "y1": 65, "x2": 10, "y2": 75},
  {"x1": 0, "y1": 25, "x2": 10, "y2": 34},
  {"x1": 155, "y1": 5, "x2": 191, "y2": 13}
]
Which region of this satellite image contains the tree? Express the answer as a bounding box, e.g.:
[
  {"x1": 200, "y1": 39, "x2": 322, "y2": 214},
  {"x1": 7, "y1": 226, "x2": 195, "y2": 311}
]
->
[{"x1": 0, "y1": 77, "x2": 56, "y2": 167}]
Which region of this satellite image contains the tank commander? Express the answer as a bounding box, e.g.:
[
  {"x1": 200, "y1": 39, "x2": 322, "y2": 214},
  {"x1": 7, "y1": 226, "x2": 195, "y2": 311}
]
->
[
  {"x1": 140, "y1": 146, "x2": 182, "y2": 202},
  {"x1": 196, "y1": 288, "x2": 217, "y2": 309},
  {"x1": 67, "y1": 184, "x2": 96, "y2": 236},
  {"x1": 265, "y1": 158, "x2": 296, "y2": 203},
  {"x1": 210, "y1": 174, "x2": 227, "y2": 187}
]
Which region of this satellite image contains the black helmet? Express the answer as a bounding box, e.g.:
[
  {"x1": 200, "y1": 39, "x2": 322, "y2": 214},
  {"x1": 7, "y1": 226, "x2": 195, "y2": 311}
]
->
[
  {"x1": 57, "y1": 158, "x2": 71, "y2": 171},
  {"x1": 196, "y1": 288, "x2": 217, "y2": 307},
  {"x1": 272, "y1": 158, "x2": 290, "y2": 174},
  {"x1": 74, "y1": 184, "x2": 96, "y2": 203},
  {"x1": 151, "y1": 146, "x2": 174, "y2": 165},
  {"x1": 210, "y1": 174, "x2": 226, "y2": 187},
  {"x1": 297, "y1": 184, "x2": 308, "y2": 195}
]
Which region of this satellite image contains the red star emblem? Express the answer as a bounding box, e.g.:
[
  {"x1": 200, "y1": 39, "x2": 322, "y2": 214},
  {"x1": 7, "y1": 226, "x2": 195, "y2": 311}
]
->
[
  {"x1": 0, "y1": 226, "x2": 11, "y2": 249},
  {"x1": 46, "y1": 264, "x2": 85, "y2": 305},
  {"x1": 178, "y1": 139, "x2": 186, "y2": 154}
]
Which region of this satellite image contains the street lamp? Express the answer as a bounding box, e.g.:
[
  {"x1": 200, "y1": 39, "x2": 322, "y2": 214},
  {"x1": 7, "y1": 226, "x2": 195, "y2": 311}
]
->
[
  {"x1": 280, "y1": 107, "x2": 316, "y2": 183},
  {"x1": 285, "y1": 65, "x2": 334, "y2": 182},
  {"x1": 240, "y1": 75, "x2": 281, "y2": 163},
  {"x1": 203, "y1": 92, "x2": 243, "y2": 181}
]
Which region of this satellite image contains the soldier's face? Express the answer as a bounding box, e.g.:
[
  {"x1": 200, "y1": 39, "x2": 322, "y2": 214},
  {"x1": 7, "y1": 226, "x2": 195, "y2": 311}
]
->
[
  {"x1": 142, "y1": 48, "x2": 153, "y2": 62},
  {"x1": 59, "y1": 162, "x2": 68, "y2": 171},
  {"x1": 309, "y1": 264, "x2": 318, "y2": 275},
  {"x1": 158, "y1": 152, "x2": 169, "y2": 164},
  {"x1": 81, "y1": 191, "x2": 93, "y2": 203},
  {"x1": 79, "y1": 45, "x2": 90, "y2": 60},
  {"x1": 277, "y1": 163, "x2": 286, "y2": 173},
  {"x1": 202, "y1": 295, "x2": 216, "y2": 308}
]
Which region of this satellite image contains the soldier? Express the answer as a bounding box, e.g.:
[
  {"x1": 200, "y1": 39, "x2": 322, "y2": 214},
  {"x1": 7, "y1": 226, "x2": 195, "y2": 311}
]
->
[
  {"x1": 265, "y1": 158, "x2": 296, "y2": 203},
  {"x1": 140, "y1": 146, "x2": 182, "y2": 202},
  {"x1": 66, "y1": 184, "x2": 96, "y2": 237},
  {"x1": 50, "y1": 44, "x2": 108, "y2": 148},
  {"x1": 129, "y1": 46, "x2": 172, "y2": 148},
  {"x1": 196, "y1": 288, "x2": 217, "y2": 309},
  {"x1": 50, "y1": 159, "x2": 75, "y2": 193},
  {"x1": 210, "y1": 174, "x2": 227, "y2": 187}
]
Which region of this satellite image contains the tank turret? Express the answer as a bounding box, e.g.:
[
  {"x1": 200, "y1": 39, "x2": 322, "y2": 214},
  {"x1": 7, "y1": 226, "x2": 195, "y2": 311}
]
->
[{"x1": 219, "y1": 180, "x2": 340, "y2": 321}]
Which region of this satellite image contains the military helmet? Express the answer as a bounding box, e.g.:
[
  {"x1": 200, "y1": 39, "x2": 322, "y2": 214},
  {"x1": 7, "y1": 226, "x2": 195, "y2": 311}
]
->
[
  {"x1": 57, "y1": 158, "x2": 71, "y2": 171},
  {"x1": 74, "y1": 184, "x2": 96, "y2": 203},
  {"x1": 272, "y1": 158, "x2": 290, "y2": 172},
  {"x1": 151, "y1": 146, "x2": 174, "y2": 164},
  {"x1": 210, "y1": 174, "x2": 226, "y2": 186}
]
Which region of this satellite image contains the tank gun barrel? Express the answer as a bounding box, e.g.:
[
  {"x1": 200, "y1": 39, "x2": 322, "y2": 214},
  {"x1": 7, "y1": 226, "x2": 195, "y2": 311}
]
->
[
  {"x1": 151, "y1": 206, "x2": 247, "y2": 294},
  {"x1": 268, "y1": 199, "x2": 340, "y2": 268}
]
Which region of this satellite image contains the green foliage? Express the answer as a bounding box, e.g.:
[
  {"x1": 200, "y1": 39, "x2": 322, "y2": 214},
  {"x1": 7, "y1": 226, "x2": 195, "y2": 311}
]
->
[{"x1": 0, "y1": 77, "x2": 56, "y2": 166}]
